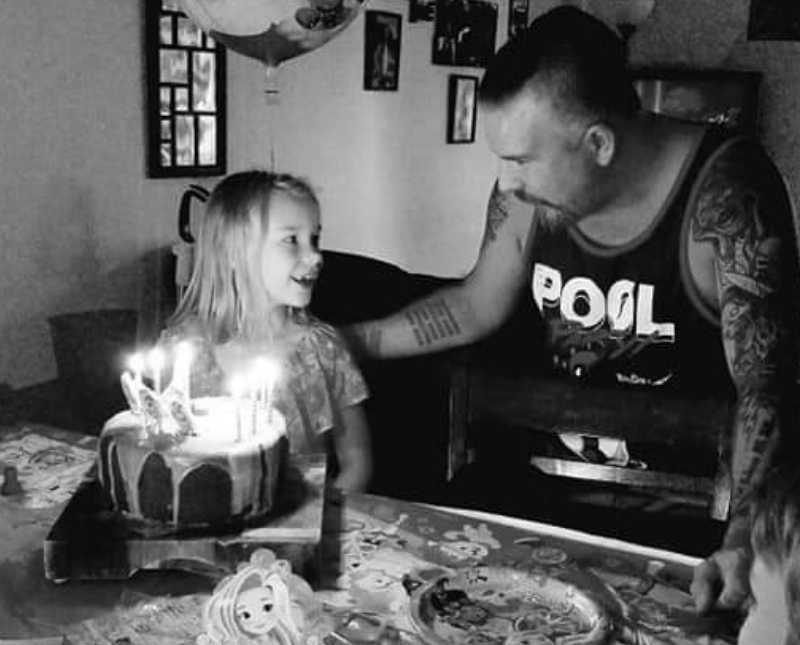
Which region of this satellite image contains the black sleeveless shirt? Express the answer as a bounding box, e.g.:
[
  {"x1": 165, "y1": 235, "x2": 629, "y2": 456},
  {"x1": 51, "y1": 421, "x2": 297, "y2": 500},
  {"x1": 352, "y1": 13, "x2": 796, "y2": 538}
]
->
[{"x1": 527, "y1": 128, "x2": 735, "y2": 399}]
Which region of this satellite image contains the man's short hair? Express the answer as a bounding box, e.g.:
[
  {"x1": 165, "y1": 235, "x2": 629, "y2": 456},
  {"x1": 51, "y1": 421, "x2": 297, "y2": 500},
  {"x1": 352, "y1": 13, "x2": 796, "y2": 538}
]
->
[{"x1": 479, "y1": 6, "x2": 641, "y2": 121}]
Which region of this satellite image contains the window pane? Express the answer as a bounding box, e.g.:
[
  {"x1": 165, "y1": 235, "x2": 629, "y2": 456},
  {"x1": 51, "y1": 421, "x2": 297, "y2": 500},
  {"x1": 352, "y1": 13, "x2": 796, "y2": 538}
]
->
[
  {"x1": 198, "y1": 116, "x2": 217, "y2": 165},
  {"x1": 159, "y1": 87, "x2": 172, "y2": 115},
  {"x1": 162, "y1": 0, "x2": 182, "y2": 11},
  {"x1": 192, "y1": 52, "x2": 216, "y2": 111},
  {"x1": 177, "y1": 17, "x2": 203, "y2": 47},
  {"x1": 175, "y1": 87, "x2": 189, "y2": 111},
  {"x1": 161, "y1": 118, "x2": 172, "y2": 140},
  {"x1": 205, "y1": 34, "x2": 216, "y2": 49},
  {"x1": 160, "y1": 16, "x2": 173, "y2": 45},
  {"x1": 175, "y1": 115, "x2": 195, "y2": 166},
  {"x1": 160, "y1": 141, "x2": 173, "y2": 167},
  {"x1": 160, "y1": 49, "x2": 188, "y2": 83}
]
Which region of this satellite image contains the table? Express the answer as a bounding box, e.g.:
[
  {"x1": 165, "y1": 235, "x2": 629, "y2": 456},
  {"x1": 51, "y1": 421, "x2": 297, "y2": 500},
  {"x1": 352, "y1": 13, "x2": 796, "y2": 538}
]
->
[{"x1": 0, "y1": 424, "x2": 740, "y2": 644}]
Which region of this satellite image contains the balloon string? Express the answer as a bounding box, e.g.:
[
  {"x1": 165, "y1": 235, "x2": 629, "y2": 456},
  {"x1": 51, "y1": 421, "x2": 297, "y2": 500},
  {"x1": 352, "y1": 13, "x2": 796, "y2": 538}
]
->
[{"x1": 265, "y1": 66, "x2": 280, "y2": 172}]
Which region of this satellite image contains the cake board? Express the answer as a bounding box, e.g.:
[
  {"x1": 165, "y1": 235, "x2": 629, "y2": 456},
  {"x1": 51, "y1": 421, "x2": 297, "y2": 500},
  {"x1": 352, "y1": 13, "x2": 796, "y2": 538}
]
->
[{"x1": 44, "y1": 452, "x2": 327, "y2": 583}]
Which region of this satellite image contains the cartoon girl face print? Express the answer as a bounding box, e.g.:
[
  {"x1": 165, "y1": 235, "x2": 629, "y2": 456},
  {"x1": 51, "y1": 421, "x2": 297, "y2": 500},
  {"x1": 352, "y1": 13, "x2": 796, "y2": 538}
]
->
[
  {"x1": 235, "y1": 585, "x2": 278, "y2": 635},
  {"x1": 441, "y1": 540, "x2": 489, "y2": 562}
]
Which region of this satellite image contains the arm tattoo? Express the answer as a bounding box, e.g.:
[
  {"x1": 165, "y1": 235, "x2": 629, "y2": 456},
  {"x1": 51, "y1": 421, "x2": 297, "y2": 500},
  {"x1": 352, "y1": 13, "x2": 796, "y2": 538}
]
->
[
  {"x1": 483, "y1": 184, "x2": 510, "y2": 245},
  {"x1": 405, "y1": 298, "x2": 463, "y2": 347},
  {"x1": 691, "y1": 143, "x2": 793, "y2": 515}
]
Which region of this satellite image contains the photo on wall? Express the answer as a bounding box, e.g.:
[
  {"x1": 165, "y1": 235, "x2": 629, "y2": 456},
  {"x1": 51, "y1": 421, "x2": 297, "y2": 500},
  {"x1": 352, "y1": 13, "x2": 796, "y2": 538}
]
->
[
  {"x1": 632, "y1": 68, "x2": 760, "y2": 133},
  {"x1": 748, "y1": 0, "x2": 800, "y2": 40},
  {"x1": 508, "y1": 0, "x2": 529, "y2": 39},
  {"x1": 432, "y1": 0, "x2": 498, "y2": 67},
  {"x1": 447, "y1": 74, "x2": 478, "y2": 143},
  {"x1": 364, "y1": 10, "x2": 402, "y2": 90},
  {"x1": 410, "y1": 0, "x2": 436, "y2": 23}
]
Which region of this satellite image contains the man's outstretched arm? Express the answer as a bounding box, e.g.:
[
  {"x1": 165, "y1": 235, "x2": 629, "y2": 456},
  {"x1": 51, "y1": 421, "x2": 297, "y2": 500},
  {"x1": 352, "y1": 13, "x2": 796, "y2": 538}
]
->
[
  {"x1": 689, "y1": 140, "x2": 797, "y2": 612},
  {"x1": 344, "y1": 184, "x2": 536, "y2": 360}
]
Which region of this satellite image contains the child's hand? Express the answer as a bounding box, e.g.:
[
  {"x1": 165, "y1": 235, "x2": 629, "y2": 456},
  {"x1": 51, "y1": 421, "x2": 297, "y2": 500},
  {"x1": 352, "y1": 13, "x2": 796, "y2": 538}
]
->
[
  {"x1": 333, "y1": 468, "x2": 370, "y2": 493},
  {"x1": 332, "y1": 404, "x2": 372, "y2": 493}
]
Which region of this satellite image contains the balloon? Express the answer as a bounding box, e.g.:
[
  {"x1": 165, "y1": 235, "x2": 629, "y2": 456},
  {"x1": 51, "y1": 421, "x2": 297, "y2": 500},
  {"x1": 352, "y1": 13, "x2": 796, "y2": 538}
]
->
[{"x1": 179, "y1": 0, "x2": 366, "y2": 67}]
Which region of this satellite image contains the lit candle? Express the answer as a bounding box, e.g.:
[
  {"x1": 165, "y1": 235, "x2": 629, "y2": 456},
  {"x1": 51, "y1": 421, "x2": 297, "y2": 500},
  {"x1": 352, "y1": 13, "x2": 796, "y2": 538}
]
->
[
  {"x1": 262, "y1": 360, "x2": 281, "y2": 424},
  {"x1": 147, "y1": 347, "x2": 165, "y2": 394},
  {"x1": 249, "y1": 374, "x2": 258, "y2": 438},
  {"x1": 128, "y1": 352, "x2": 145, "y2": 389},
  {"x1": 229, "y1": 375, "x2": 245, "y2": 442},
  {"x1": 173, "y1": 341, "x2": 194, "y2": 399}
]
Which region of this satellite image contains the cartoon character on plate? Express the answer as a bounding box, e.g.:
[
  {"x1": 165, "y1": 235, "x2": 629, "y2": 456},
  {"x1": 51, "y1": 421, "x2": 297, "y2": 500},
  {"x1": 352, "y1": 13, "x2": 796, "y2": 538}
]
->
[{"x1": 198, "y1": 549, "x2": 324, "y2": 645}]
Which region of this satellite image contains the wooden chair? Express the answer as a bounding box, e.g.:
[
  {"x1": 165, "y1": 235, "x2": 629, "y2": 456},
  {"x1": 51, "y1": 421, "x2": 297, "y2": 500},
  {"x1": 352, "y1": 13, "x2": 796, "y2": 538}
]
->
[{"x1": 447, "y1": 349, "x2": 733, "y2": 521}]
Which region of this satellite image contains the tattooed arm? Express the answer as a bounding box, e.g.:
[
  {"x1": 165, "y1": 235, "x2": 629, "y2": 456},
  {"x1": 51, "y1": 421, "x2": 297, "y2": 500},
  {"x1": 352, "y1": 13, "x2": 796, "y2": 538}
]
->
[
  {"x1": 688, "y1": 138, "x2": 798, "y2": 612},
  {"x1": 343, "y1": 183, "x2": 535, "y2": 359}
]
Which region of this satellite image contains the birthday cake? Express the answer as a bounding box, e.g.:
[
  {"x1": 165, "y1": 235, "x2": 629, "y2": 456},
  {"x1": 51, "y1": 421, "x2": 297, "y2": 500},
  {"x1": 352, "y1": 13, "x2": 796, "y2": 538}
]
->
[{"x1": 97, "y1": 346, "x2": 288, "y2": 531}]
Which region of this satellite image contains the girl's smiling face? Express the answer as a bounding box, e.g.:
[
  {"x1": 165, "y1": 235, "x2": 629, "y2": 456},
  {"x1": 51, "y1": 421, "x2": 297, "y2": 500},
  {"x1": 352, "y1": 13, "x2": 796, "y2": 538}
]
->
[
  {"x1": 259, "y1": 191, "x2": 323, "y2": 310},
  {"x1": 235, "y1": 585, "x2": 278, "y2": 635}
]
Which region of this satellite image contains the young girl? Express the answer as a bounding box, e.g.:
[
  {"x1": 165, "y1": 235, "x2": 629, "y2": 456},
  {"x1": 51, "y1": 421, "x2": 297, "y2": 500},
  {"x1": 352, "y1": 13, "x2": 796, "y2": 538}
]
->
[
  {"x1": 165, "y1": 170, "x2": 371, "y2": 492},
  {"x1": 737, "y1": 464, "x2": 800, "y2": 645}
]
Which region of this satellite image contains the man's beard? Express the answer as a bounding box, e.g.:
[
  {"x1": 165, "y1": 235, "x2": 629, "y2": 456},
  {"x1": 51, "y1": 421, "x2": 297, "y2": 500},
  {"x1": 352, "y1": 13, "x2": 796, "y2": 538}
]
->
[{"x1": 514, "y1": 190, "x2": 573, "y2": 233}]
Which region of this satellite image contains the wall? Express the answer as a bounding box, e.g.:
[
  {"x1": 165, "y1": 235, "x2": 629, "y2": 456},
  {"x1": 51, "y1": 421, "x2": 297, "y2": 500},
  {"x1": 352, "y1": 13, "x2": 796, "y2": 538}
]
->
[
  {"x1": 3, "y1": 0, "x2": 800, "y2": 388},
  {"x1": 627, "y1": 0, "x2": 800, "y2": 215},
  {"x1": 227, "y1": 0, "x2": 498, "y2": 274},
  {"x1": 0, "y1": 0, "x2": 499, "y2": 388}
]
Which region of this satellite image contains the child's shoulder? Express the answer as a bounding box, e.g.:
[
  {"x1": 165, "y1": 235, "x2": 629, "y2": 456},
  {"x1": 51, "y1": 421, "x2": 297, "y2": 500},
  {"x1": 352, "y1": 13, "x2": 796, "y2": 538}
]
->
[
  {"x1": 296, "y1": 314, "x2": 342, "y2": 342},
  {"x1": 300, "y1": 315, "x2": 347, "y2": 355}
]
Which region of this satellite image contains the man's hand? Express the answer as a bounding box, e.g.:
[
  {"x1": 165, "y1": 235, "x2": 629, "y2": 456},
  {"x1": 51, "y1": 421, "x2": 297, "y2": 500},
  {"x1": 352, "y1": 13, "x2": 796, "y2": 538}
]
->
[{"x1": 690, "y1": 546, "x2": 752, "y2": 614}]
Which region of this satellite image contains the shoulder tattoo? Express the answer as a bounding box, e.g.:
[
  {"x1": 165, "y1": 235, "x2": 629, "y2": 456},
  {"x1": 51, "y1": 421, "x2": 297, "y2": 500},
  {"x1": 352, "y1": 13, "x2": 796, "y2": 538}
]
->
[{"x1": 690, "y1": 144, "x2": 784, "y2": 298}]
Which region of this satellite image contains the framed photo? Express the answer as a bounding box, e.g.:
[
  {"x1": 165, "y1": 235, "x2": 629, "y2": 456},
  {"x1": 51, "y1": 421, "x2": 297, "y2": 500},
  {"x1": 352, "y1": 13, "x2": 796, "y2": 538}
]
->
[
  {"x1": 447, "y1": 74, "x2": 478, "y2": 143},
  {"x1": 432, "y1": 0, "x2": 498, "y2": 68},
  {"x1": 364, "y1": 11, "x2": 402, "y2": 91},
  {"x1": 508, "y1": 0, "x2": 529, "y2": 40},
  {"x1": 145, "y1": 0, "x2": 226, "y2": 178},
  {"x1": 748, "y1": 0, "x2": 800, "y2": 41},
  {"x1": 409, "y1": 0, "x2": 435, "y2": 23},
  {"x1": 632, "y1": 68, "x2": 761, "y2": 133}
]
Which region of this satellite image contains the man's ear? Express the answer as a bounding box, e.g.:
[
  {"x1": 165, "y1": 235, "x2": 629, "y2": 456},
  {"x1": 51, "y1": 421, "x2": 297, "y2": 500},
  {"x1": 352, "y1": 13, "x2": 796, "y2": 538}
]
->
[{"x1": 584, "y1": 123, "x2": 615, "y2": 167}]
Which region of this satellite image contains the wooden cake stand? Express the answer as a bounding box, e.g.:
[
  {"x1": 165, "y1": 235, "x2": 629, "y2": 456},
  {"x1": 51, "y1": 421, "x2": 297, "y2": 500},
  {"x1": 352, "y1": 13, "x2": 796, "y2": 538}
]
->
[{"x1": 44, "y1": 452, "x2": 327, "y2": 583}]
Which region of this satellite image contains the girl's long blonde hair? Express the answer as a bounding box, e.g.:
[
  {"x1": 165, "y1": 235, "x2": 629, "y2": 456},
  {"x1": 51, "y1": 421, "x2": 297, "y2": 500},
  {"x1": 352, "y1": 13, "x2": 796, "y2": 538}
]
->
[{"x1": 171, "y1": 170, "x2": 319, "y2": 343}]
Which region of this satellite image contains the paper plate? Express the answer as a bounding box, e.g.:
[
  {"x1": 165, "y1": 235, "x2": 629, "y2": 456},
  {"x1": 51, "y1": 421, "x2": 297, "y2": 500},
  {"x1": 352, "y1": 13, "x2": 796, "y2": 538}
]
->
[{"x1": 409, "y1": 566, "x2": 612, "y2": 645}]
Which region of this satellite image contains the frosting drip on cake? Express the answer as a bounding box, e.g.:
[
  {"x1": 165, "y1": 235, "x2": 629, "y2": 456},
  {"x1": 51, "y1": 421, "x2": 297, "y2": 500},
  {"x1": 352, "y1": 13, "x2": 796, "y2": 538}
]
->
[{"x1": 99, "y1": 397, "x2": 287, "y2": 529}]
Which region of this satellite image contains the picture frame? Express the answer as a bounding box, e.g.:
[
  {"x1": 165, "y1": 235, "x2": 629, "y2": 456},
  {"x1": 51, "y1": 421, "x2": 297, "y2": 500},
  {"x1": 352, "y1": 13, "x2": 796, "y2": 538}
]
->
[
  {"x1": 447, "y1": 74, "x2": 478, "y2": 143},
  {"x1": 145, "y1": 0, "x2": 227, "y2": 178},
  {"x1": 409, "y1": 0, "x2": 436, "y2": 23},
  {"x1": 507, "y1": 0, "x2": 529, "y2": 40},
  {"x1": 364, "y1": 11, "x2": 402, "y2": 91},
  {"x1": 432, "y1": 0, "x2": 498, "y2": 68},
  {"x1": 748, "y1": 0, "x2": 800, "y2": 41},
  {"x1": 631, "y1": 68, "x2": 761, "y2": 133}
]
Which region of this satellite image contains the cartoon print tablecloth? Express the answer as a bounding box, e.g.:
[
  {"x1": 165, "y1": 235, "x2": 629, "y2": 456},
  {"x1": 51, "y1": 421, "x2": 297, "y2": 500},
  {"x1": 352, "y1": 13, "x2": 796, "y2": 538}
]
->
[
  {"x1": 314, "y1": 494, "x2": 739, "y2": 645},
  {"x1": 3, "y1": 491, "x2": 739, "y2": 644}
]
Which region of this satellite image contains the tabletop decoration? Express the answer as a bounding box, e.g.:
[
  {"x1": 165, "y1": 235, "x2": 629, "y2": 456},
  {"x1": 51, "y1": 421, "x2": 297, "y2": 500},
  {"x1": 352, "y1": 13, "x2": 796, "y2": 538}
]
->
[
  {"x1": 198, "y1": 548, "x2": 329, "y2": 645},
  {"x1": 407, "y1": 565, "x2": 612, "y2": 645},
  {"x1": 0, "y1": 431, "x2": 96, "y2": 509}
]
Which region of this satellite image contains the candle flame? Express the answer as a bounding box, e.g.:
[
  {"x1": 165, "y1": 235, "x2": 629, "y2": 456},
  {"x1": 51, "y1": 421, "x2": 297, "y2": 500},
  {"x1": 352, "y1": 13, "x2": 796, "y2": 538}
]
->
[
  {"x1": 229, "y1": 375, "x2": 246, "y2": 398},
  {"x1": 254, "y1": 357, "x2": 281, "y2": 386},
  {"x1": 128, "y1": 352, "x2": 145, "y2": 373},
  {"x1": 174, "y1": 341, "x2": 194, "y2": 365},
  {"x1": 147, "y1": 347, "x2": 165, "y2": 371}
]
